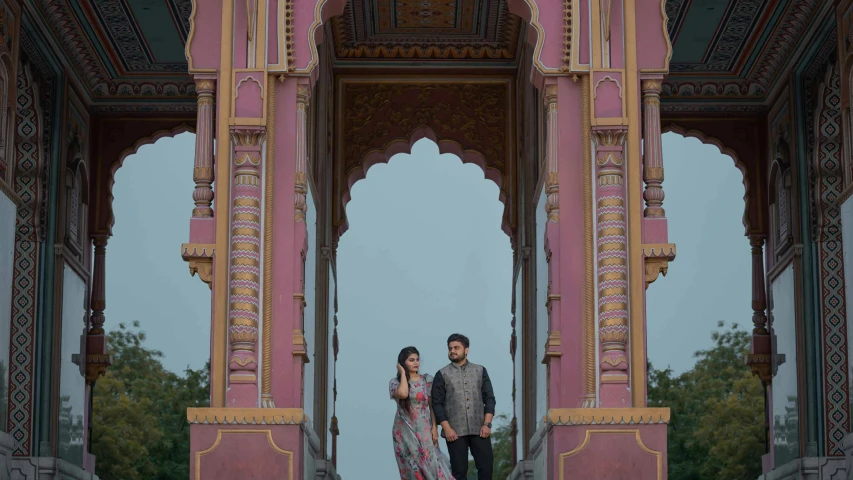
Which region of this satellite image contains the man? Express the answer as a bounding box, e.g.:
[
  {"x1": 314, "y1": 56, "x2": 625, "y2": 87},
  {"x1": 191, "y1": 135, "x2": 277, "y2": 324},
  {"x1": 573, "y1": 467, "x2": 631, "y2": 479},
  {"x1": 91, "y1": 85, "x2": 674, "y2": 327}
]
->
[{"x1": 431, "y1": 333, "x2": 496, "y2": 480}]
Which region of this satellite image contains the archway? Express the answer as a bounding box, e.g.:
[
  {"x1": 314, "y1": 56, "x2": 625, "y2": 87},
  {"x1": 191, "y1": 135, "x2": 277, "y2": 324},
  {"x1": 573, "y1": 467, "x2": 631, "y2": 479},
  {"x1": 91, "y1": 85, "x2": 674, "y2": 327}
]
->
[
  {"x1": 89, "y1": 131, "x2": 211, "y2": 479},
  {"x1": 104, "y1": 132, "x2": 210, "y2": 374},
  {"x1": 644, "y1": 131, "x2": 764, "y2": 477},
  {"x1": 334, "y1": 138, "x2": 513, "y2": 476}
]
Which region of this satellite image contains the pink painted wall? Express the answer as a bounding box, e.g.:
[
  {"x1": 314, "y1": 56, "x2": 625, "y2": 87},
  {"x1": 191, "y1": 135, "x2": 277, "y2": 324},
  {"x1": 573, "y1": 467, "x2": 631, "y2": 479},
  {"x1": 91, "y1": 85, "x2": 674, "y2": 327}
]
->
[
  {"x1": 268, "y1": 0, "x2": 280, "y2": 65},
  {"x1": 636, "y1": 0, "x2": 669, "y2": 70},
  {"x1": 549, "y1": 424, "x2": 668, "y2": 478},
  {"x1": 271, "y1": 78, "x2": 303, "y2": 408},
  {"x1": 233, "y1": 0, "x2": 249, "y2": 69},
  {"x1": 609, "y1": 0, "x2": 625, "y2": 69},
  {"x1": 190, "y1": 424, "x2": 304, "y2": 479},
  {"x1": 552, "y1": 76, "x2": 586, "y2": 408},
  {"x1": 187, "y1": 0, "x2": 223, "y2": 70}
]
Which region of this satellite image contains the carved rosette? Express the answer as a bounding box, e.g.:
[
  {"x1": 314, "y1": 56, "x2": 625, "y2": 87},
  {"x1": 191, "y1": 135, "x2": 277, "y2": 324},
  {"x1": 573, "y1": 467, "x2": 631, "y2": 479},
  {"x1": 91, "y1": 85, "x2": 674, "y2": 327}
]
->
[
  {"x1": 192, "y1": 77, "x2": 216, "y2": 217},
  {"x1": 641, "y1": 79, "x2": 665, "y2": 218},
  {"x1": 592, "y1": 126, "x2": 630, "y2": 400},
  {"x1": 544, "y1": 85, "x2": 559, "y2": 222},
  {"x1": 228, "y1": 127, "x2": 266, "y2": 387},
  {"x1": 295, "y1": 85, "x2": 310, "y2": 222}
]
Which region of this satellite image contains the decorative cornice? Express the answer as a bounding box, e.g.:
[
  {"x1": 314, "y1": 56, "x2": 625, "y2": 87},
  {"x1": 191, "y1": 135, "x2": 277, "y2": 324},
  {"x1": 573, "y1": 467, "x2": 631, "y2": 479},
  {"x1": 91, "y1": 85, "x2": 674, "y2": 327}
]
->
[
  {"x1": 186, "y1": 408, "x2": 307, "y2": 425},
  {"x1": 182, "y1": 243, "x2": 216, "y2": 258},
  {"x1": 641, "y1": 243, "x2": 676, "y2": 260},
  {"x1": 548, "y1": 408, "x2": 671, "y2": 426}
]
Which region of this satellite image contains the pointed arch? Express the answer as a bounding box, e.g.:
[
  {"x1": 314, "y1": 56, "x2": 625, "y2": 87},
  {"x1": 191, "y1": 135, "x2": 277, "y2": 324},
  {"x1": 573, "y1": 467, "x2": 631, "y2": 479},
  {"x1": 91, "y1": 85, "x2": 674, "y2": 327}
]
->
[
  {"x1": 337, "y1": 125, "x2": 511, "y2": 238},
  {"x1": 661, "y1": 123, "x2": 751, "y2": 234}
]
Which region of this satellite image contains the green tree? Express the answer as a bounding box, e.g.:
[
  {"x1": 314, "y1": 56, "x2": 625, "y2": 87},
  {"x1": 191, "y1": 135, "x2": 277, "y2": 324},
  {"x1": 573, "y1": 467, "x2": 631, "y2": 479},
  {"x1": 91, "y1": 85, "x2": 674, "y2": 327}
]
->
[
  {"x1": 91, "y1": 321, "x2": 209, "y2": 480},
  {"x1": 466, "y1": 414, "x2": 514, "y2": 479},
  {"x1": 648, "y1": 321, "x2": 765, "y2": 480}
]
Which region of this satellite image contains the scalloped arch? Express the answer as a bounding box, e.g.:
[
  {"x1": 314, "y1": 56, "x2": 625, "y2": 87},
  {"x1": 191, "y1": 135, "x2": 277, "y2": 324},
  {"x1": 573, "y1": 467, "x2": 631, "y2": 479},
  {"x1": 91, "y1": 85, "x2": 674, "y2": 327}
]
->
[
  {"x1": 338, "y1": 124, "x2": 511, "y2": 238},
  {"x1": 107, "y1": 124, "x2": 195, "y2": 233},
  {"x1": 662, "y1": 124, "x2": 751, "y2": 235}
]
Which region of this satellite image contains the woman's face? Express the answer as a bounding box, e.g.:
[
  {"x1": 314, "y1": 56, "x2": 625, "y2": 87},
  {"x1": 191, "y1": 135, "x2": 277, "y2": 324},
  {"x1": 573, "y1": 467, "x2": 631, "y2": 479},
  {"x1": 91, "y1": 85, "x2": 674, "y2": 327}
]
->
[{"x1": 404, "y1": 353, "x2": 420, "y2": 373}]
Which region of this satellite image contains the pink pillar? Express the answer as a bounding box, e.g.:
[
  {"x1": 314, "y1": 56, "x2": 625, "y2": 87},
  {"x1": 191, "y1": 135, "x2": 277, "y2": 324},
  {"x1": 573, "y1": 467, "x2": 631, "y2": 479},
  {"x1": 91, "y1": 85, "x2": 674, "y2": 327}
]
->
[
  {"x1": 227, "y1": 126, "x2": 265, "y2": 407},
  {"x1": 592, "y1": 126, "x2": 631, "y2": 407},
  {"x1": 190, "y1": 76, "x2": 216, "y2": 243},
  {"x1": 270, "y1": 78, "x2": 311, "y2": 408},
  {"x1": 642, "y1": 78, "x2": 665, "y2": 219}
]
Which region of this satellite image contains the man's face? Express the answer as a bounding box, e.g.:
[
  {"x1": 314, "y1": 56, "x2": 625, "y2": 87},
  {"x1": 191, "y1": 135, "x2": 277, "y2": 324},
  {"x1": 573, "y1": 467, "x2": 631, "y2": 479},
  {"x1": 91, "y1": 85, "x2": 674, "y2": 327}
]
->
[{"x1": 447, "y1": 341, "x2": 468, "y2": 363}]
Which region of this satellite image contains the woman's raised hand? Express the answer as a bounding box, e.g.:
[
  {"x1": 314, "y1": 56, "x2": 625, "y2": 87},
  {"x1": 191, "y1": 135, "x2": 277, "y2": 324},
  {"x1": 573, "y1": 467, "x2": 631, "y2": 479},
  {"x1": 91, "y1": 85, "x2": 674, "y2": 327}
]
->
[{"x1": 397, "y1": 363, "x2": 406, "y2": 376}]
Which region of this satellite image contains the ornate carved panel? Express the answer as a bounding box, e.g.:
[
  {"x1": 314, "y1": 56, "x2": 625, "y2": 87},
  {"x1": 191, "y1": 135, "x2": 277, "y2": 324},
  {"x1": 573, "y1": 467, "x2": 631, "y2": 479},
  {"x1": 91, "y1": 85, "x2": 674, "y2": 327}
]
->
[{"x1": 335, "y1": 78, "x2": 514, "y2": 230}]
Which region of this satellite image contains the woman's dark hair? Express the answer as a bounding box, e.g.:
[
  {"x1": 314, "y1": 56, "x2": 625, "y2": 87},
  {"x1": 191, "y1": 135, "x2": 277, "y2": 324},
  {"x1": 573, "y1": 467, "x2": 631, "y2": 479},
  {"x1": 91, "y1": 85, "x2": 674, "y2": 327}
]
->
[{"x1": 396, "y1": 346, "x2": 420, "y2": 412}]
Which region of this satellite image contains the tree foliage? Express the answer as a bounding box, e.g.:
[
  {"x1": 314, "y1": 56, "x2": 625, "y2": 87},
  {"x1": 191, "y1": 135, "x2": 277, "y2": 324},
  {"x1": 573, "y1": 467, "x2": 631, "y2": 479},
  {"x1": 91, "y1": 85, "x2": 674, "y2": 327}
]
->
[
  {"x1": 91, "y1": 321, "x2": 209, "y2": 480},
  {"x1": 467, "y1": 414, "x2": 514, "y2": 479},
  {"x1": 648, "y1": 321, "x2": 765, "y2": 480}
]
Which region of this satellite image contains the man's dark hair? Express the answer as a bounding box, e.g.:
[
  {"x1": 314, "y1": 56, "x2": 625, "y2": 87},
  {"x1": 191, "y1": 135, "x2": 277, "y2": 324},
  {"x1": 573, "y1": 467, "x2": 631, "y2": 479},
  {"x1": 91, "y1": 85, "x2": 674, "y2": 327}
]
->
[{"x1": 447, "y1": 333, "x2": 470, "y2": 348}]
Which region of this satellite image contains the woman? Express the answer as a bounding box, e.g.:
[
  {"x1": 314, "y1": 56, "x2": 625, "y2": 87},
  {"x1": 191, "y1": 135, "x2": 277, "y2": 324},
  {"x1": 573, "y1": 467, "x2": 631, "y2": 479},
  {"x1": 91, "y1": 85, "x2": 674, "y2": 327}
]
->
[{"x1": 389, "y1": 346, "x2": 453, "y2": 480}]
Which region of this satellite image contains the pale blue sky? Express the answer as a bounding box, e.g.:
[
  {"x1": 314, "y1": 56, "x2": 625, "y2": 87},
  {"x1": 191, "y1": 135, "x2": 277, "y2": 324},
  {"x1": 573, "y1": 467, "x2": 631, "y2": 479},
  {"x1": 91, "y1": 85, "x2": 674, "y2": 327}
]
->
[{"x1": 107, "y1": 131, "x2": 750, "y2": 474}]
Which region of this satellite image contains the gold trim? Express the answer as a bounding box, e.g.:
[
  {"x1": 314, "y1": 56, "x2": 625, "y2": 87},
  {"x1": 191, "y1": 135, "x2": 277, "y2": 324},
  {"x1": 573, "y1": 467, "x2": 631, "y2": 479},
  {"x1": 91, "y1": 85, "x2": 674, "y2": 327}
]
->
[
  {"x1": 548, "y1": 408, "x2": 670, "y2": 425},
  {"x1": 260, "y1": 74, "x2": 276, "y2": 408},
  {"x1": 212, "y1": 0, "x2": 236, "y2": 407},
  {"x1": 624, "y1": 0, "x2": 645, "y2": 408},
  {"x1": 558, "y1": 428, "x2": 664, "y2": 480},
  {"x1": 187, "y1": 407, "x2": 305, "y2": 424},
  {"x1": 581, "y1": 74, "x2": 596, "y2": 406},
  {"x1": 193, "y1": 428, "x2": 294, "y2": 480}
]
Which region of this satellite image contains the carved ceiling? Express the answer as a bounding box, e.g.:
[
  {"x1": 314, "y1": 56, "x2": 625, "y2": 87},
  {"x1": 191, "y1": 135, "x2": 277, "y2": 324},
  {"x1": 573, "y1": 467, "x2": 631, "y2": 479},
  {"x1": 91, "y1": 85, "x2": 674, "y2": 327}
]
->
[
  {"x1": 330, "y1": 0, "x2": 522, "y2": 63},
  {"x1": 663, "y1": 0, "x2": 830, "y2": 110},
  {"x1": 29, "y1": 0, "x2": 195, "y2": 111}
]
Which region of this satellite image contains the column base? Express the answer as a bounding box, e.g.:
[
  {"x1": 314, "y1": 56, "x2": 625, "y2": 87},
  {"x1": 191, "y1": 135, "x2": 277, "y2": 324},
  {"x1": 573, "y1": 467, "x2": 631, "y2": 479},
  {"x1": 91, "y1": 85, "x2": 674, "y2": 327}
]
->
[
  {"x1": 187, "y1": 408, "x2": 306, "y2": 480},
  {"x1": 547, "y1": 408, "x2": 670, "y2": 479},
  {"x1": 755, "y1": 456, "x2": 847, "y2": 480}
]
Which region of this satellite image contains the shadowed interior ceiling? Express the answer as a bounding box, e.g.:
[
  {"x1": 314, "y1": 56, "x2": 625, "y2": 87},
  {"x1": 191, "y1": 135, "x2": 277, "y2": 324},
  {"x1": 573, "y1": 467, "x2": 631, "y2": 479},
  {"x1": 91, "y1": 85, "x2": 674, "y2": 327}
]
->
[
  {"x1": 330, "y1": 0, "x2": 523, "y2": 63},
  {"x1": 663, "y1": 0, "x2": 831, "y2": 109},
  {"x1": 26, "y1": 0, "x2": 831, "y2": 112},
  {"x1": 29, "y1": 0, "x2": 195, "y2": 111}
]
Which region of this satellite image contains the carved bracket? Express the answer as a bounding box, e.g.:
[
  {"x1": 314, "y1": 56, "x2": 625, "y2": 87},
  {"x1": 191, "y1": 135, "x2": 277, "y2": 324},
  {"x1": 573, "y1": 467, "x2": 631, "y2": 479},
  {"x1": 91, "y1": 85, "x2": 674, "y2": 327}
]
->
[
  {"x1": 85, "y1": 353, "x2": 112, "y2": 384},
  {"x1": 642, "y1": 243, "x2": 676, "y2": 289},
  {"x1": 182, "y1": 243, "x2": 215, "y2": 289},
  {"x1": 745, "y1": 353, "x2": 772, "y2": 383},
  {"x1": 542, "y1": 330, "x2": 563, "y2": 364},
  {"x1": 293, "y1": 329, "x2": 310, "y2": 363}
]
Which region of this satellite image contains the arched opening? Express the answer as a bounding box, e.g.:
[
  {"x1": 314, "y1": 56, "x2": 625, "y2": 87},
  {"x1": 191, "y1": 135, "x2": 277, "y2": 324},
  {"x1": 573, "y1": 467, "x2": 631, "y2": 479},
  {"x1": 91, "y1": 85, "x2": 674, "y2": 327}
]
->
[
  {"x1": 91, "y1": 131, "x2": 211, "y2": 479},
  {"x1": 333, "y1": 138, "x2": 513, "y2": 476},
  {"x1": 645, "y1": 131, "x2": 764, "y2": 477}
]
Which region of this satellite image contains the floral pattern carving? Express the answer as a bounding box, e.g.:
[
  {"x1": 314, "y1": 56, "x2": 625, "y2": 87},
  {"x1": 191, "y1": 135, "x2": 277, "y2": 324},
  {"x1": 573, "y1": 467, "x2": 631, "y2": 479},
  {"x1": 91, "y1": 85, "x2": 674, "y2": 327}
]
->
[{"x1": 342, "y1": 82, "x2": 509, "y2": 175}]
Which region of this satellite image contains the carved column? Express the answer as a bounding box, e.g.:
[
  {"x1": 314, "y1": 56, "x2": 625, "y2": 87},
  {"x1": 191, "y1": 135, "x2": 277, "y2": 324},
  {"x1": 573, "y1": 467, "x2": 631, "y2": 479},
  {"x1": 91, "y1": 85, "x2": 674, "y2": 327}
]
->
[
  {"x1": 544, "y1": 85, "x2": 559, "y2": 221},
  {"x1": 746, "y1": 235, "x2": 772, "y2": 382},
  {"x1": 291, "y1": 85, "x2": 311, "y2": 374},
  {"x1": 86, "y1": 235, "x2": 111, "y2": 383},
  {"x1": 641, "y1": 79, "x2": 665, "y2": 218},
  {"x1": 192, "y1": 77, "x2": 216, "y2": 220},
  {"x1": 227, "y1": 127, "x2": 265, "y2": 406},
  {"x1": 592, "y1": 126, "x2": 631, "y2": 407}
]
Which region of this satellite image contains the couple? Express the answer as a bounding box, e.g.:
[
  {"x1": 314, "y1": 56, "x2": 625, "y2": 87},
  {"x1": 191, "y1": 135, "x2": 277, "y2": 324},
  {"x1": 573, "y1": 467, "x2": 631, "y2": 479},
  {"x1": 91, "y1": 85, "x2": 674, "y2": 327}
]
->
[{"x1": 390, "y1": 333, "x2": 496, "y2": 480}]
